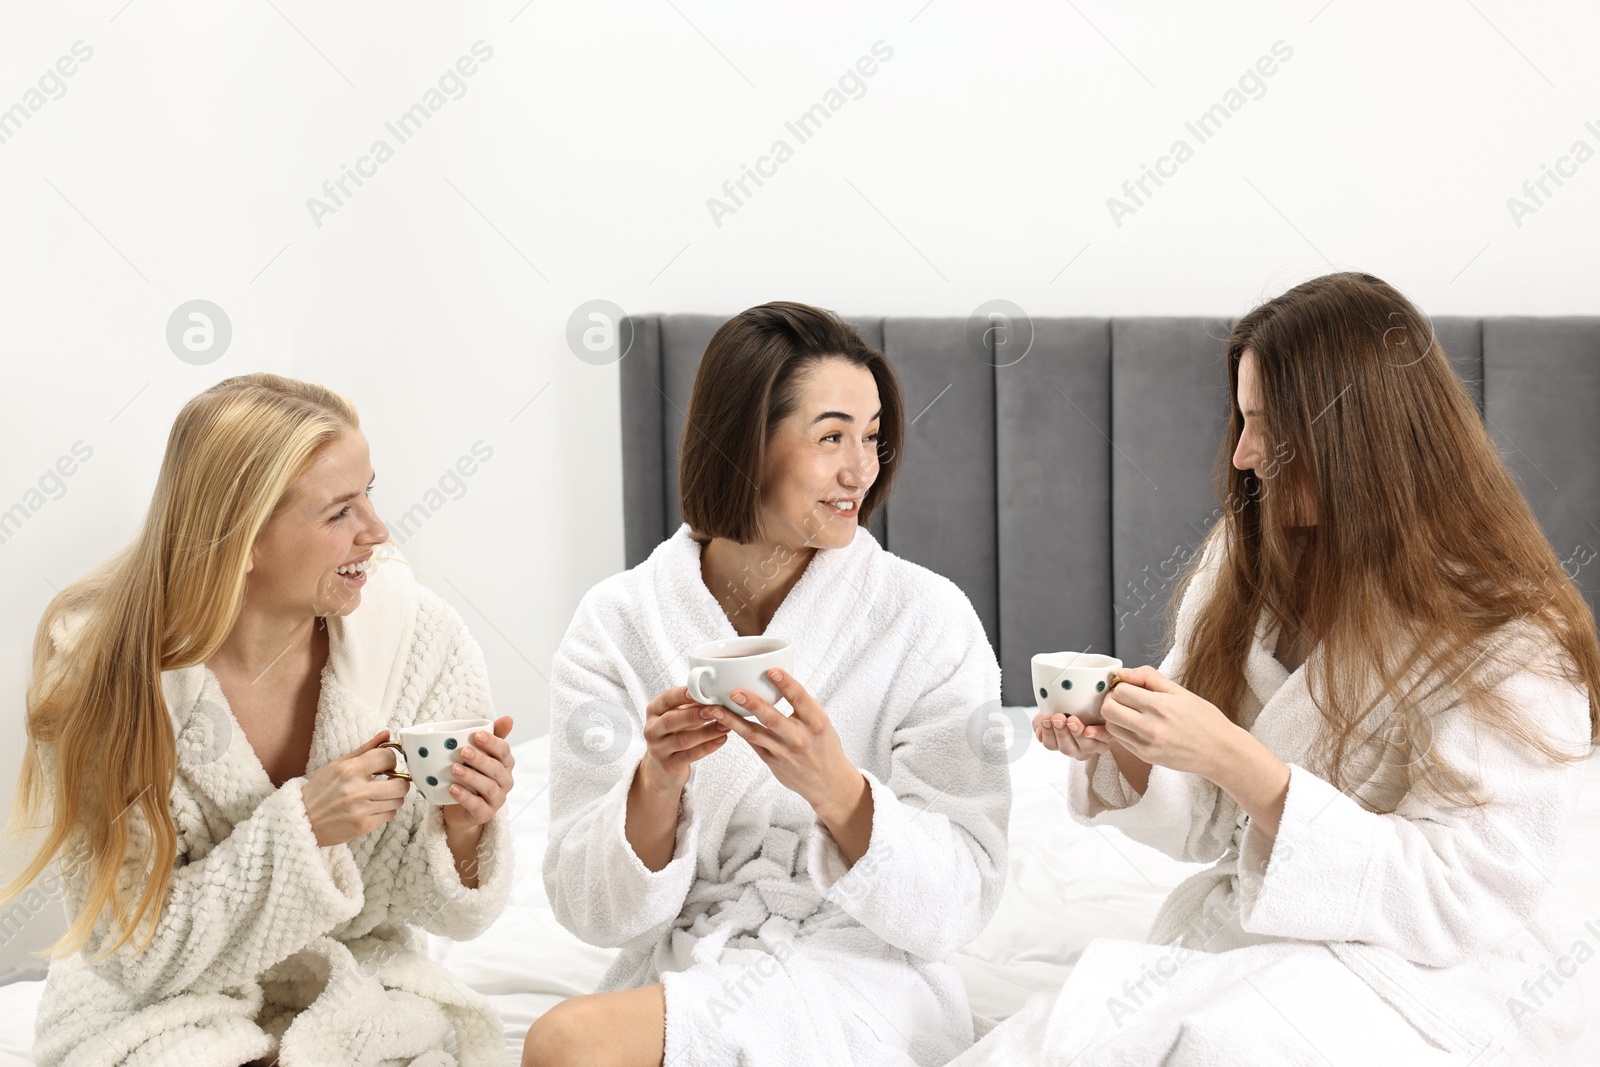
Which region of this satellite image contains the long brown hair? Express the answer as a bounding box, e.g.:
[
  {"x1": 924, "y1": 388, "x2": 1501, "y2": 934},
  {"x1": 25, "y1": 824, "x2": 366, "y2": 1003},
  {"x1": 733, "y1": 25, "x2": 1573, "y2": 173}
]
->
[
  {"x1": 1170, "y1": 272, "x2": 1599, "y2": 807},
  {"x1": 679, "y1": 301, "x2": 904, "y2": 544},
  {"x1": 1, "y1": 373, "x2": 364, "y2": 958}
]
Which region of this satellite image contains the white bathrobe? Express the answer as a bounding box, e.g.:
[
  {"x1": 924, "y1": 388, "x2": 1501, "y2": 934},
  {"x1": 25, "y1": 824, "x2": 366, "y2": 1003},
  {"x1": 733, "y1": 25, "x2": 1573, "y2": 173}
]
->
[
  {"x1": 953, "y1": 533, "x2": 1594, "y2": 1066},
  {"x1": 33, "y1": 550, "x2": 515, "y2": 1067},
  {"x1": 545, "y1": 524, "x2": 1011, "y2": 1066}
]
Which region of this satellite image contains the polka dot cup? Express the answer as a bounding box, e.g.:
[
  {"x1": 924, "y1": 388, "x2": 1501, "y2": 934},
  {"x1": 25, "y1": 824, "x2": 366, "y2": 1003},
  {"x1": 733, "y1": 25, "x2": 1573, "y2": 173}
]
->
[
  {"x1": 378, "y1": 717, "x2": 493, "y2": 805},
  {"x1": 1031, "y1": 652, "x2": 1122, "y2": 727}
]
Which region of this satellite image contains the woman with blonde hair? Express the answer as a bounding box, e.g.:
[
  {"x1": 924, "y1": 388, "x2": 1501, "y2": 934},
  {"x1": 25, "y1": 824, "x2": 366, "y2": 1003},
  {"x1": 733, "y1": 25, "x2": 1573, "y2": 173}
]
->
[
  {"x1": 2, "y1": 373, "x2": 518, "y2": 1066},
  {"x1": 959, "y1": 272, "x2": 1600, "y2": 1065}
]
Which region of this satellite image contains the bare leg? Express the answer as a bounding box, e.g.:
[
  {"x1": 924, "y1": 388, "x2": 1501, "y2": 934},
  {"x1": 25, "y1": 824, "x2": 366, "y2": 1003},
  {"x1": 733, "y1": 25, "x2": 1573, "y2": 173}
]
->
[{"x1": 522, "y1": 983, "x2": 667, "y2": 1067}]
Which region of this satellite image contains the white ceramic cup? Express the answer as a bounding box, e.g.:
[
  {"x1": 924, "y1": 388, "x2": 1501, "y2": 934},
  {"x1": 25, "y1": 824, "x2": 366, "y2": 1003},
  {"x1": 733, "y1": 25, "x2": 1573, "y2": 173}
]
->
[
  {"x1": 1031, "y1": 652, "x2": 1123, "y2": 726},
  {"x1": 686, "y1": 636, "x2": 794, "y2": 719},
  {"x1": 379, "y1": 717, "x2": 493, "y2": 805}
]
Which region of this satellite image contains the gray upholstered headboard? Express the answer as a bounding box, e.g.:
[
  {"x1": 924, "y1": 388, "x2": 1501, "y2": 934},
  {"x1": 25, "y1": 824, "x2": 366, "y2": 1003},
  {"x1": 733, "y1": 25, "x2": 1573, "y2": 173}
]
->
[{"x1": 620, "y1": 314, "x2": 1600, "y2": 707}]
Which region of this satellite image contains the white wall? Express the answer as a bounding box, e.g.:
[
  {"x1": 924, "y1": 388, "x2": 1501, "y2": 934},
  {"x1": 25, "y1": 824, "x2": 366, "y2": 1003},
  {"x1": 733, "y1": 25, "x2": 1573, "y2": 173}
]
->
[{"x1": 2, "y1": 0, "x2": 1596, "y2": 970}]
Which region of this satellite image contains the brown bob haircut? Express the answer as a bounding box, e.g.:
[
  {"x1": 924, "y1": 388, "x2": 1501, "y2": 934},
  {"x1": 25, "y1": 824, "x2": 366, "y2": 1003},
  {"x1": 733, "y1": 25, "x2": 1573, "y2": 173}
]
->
[{"x1": 679, "y1": 301, "x2": 904, "y2": 544}]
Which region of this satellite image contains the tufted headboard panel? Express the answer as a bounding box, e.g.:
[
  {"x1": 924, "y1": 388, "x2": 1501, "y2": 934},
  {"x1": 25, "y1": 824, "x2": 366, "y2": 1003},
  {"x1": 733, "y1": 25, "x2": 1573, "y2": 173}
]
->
[{"x1": 620, "y1": 313, "x2": 1600, "y2": 706}]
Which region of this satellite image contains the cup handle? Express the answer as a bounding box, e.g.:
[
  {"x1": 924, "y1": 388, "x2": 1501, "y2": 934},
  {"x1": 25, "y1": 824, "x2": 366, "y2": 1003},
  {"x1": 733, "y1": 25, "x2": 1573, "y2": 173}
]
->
[
  {"x1": 686, "y1": 666, "x2": 714, "y2": 706},
  {"x1": 377, "y1": 739, "x2": 411, "y2": 781}
]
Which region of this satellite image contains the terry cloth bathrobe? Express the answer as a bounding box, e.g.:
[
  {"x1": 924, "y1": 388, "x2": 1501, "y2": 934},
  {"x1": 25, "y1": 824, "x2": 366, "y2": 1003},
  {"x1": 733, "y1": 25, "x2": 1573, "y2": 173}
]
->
[
  {"x1": 952, "y1": 533, "x2": 1594, "y2": 1067},
  {"x1": 545, "y1": 523, "x2": 1011, "y2": 1066},
  {"x1": 32, "y1": 551, "x2": 515, "y2": 1067}
]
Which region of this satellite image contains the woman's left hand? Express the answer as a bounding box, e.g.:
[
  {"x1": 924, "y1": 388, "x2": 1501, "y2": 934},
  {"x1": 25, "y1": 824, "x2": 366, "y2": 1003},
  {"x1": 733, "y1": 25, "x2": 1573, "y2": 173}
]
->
[
  {"x1": 1098, "y1": 666, "x2": 1237, "y2": 779},
  {"x1": 442, "y1": 715, "x2": 516, "y2": 830},
  {"x1": 707, "y1": 670, "x2": 864, "y2": 822}
]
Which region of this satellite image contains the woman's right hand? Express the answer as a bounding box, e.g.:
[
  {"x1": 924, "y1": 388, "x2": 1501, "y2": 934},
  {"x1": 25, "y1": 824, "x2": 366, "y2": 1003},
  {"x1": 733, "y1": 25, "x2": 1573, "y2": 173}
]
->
[
  {"x1": 1033, "y1": 712, "x2": 1113, "y2": 760},
  {"x1": 302, "y1": 730, "x2": 412, "y2": 847},
  {"x1": 639, "y1": 685, "x2": 730, "y2": 792}
]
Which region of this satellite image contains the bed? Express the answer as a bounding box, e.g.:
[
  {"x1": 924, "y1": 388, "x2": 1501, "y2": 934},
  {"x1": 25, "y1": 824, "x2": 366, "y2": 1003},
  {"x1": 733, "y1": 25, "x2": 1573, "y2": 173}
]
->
[
  {"x1": 9, "y1": 315, "x2": 1599, "y2": 1061},
  {"x1": 3, "y1": 729, "x2": 1595, "y2": 1064}
]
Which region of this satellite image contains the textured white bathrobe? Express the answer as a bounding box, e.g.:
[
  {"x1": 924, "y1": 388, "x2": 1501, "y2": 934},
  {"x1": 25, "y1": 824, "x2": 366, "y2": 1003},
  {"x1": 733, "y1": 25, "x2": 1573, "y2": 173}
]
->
[
  {"x1": 545, "y1": 524, "x2": 1011, "y2": 1066},
  {"x1": 33, "y1": 552, "x2": 515, "y2": 1067},
  {"x1": 954, "y1": 533, "x2": 1594, "y2": 1066}
]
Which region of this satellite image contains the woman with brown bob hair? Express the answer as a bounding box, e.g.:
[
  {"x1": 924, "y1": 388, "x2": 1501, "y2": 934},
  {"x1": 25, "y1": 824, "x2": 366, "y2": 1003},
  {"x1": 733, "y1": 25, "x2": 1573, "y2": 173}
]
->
[
  {"x1": 531, "y1": 302, "x2": 1011, "y2": 1066},
  {"x1": 959, "y1": 272, "x2": 1600, "y2": 1065}
]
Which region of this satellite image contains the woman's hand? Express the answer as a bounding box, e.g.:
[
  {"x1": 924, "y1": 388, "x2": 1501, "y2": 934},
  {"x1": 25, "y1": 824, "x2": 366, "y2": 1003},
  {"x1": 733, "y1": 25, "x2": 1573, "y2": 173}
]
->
[
  {"x1": 1103, "y1": 666, "x2": 1291, "y2": 837},
  {"x1": 441, "y1": 715, "x2": 516, "y2": 831},
  {"x1": 626, "y1": 686, "x2": 728, "y2": 872},
  {"x1": 302, "y1": 731, "x2": 411, "y2": 847},
  {"x1": 639, "y1": 685, "x2": 731, "y2": 794},
  {"x1": 1033, "y1": 711, "x2": 1114, "y2": 760},
  {"x1": 707, "y1": 670, "x2": 872, "y2": 862},
  {"x1": 1097, "y1": 665, "x2": 1238, "y2": 778},
  {"x1": 438, "y1": 716, "x2": 515, "y2": 888},
  {"x1": 1035, "y1": 705, "x2": 1153, "y2": 795}
]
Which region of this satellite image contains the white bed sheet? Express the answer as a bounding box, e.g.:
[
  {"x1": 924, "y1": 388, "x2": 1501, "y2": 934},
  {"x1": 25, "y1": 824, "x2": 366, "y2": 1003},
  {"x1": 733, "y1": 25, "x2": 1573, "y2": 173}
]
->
[{"x1": 3, "y1": 728, "x2": 1596, "y2": 1065}]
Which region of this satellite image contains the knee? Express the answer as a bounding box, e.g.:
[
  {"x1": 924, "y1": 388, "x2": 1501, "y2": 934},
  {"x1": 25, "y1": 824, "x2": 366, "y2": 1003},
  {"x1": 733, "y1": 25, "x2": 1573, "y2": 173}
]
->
[{"x1": 521, "y1": 997, "x2": 594, "y2": 1067}]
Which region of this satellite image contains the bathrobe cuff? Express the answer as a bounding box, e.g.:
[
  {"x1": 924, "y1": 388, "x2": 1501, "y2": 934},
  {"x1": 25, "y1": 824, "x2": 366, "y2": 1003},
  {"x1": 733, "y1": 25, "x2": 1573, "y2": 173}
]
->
[
  {"x1": 1068, "y1": 758, "x2": 1196, "y2": 831},
  {"x1": 1236, "y1": 763, "x2": 1372, "y2": 940},
  {"x1": 806, "y1": 770, "x2": 964, "y2": 960},
  {"x1": 1070, "y1": 752, "x2": 1142, "y2": 815},
  {"x1": 414, "y1": 802, "x2": 515, "y2": 940},
  {"x1": 543, "y1": 759, "x2": 701, "y2": 948},
  {"x1": 279, "y1": 780, "x2": 367, "y2": 908},
  {"x1": 609, "y1": 767, "x2": 700, "y2": 921},
  {"x1": 808, "y1": 769, "x2": 890, "y2": 893}
]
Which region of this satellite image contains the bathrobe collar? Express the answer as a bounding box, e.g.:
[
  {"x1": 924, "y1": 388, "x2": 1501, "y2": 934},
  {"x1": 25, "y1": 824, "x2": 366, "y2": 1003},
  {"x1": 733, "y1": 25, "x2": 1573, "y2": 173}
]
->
[
  {"x1": 647, "y1": 522, "x2": 882, "y2": 681},
  {"x1": 160, "y1": 551, "x2": 419, "y2": 824},
  {"x1": 1245, "y1": 612, "x2": 1295, "y2": 713},
  {"x1": 638, "y1": 522, "x2": 882, "y2": 821}
]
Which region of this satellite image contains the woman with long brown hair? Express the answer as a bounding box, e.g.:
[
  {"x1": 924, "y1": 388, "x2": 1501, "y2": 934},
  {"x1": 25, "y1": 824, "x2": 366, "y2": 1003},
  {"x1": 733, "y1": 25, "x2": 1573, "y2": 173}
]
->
[
  {"x1": 2, "y1": 373, "x2": 518, "y2": 1065},
  {"x1": 959, "y1": 272, "x2": 1600, "y2": 1064}
]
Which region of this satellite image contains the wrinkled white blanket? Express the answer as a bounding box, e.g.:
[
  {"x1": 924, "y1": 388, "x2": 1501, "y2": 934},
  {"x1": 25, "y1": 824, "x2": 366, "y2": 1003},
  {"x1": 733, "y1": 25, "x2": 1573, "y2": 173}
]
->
[{"x1": 545, "y1": 524, "x2": 1011, "y2": 1065}]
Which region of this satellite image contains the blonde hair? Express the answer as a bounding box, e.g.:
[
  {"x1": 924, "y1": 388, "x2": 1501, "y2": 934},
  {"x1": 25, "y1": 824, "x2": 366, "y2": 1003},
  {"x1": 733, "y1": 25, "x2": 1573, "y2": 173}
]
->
[{"x1": 2, "y1": 373, "x2": 363, "y2": 958}]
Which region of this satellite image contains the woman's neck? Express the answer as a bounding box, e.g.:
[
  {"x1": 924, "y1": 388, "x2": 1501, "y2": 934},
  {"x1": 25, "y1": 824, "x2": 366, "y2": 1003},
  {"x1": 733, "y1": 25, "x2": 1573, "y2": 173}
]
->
[
  {"x1": 700, "y1": 536, "x2": 816, "y2": 636},
  {"x1": 208, "y1": 608, "x2": 325, "y2": 685}
]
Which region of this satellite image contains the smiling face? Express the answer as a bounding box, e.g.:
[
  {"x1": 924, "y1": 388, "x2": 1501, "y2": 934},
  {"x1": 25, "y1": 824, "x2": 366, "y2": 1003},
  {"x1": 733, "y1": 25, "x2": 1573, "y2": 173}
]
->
[
  {"x1": 245, "y1": 429, "x2": 389, "y2": 620},
  {"x1": 758, "y1": 358, "x2": 882, "y2": 550}
]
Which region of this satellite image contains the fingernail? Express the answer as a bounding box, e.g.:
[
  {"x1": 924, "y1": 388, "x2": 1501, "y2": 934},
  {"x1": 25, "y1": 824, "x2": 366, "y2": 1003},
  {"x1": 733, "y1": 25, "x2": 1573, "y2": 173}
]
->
[
  {"x1": 769, "y1": 669, "x2": 784, "y2": 682},
  {"x1": 733, "y1": 693, "x2": 748, "y2": 705},
  {"x1": 700, "y1": 708, "x2": 713, "y2": 719},
  {"x1": 475, "y1": 731, "x2": 489, "y2": 742},
  {"x1": 453, "y1": 765, "x2": 465, "y2": 775}
]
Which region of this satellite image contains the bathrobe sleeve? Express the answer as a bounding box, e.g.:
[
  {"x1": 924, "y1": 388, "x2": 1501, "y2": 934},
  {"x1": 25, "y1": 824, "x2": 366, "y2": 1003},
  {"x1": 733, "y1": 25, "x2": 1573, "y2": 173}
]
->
[
  {"x1": 544, "y1": 589, "x2": 700, "y2": 949},
  {"x1": 1234, "y1": 663, "x2": 1592, "y2": 967},
  {"x1": 57, "y1": 763, "x2": 366, "y2": 1002},
  {"x1": 386, "y1": 603, "x2": 514, "y2": 941},
  {"x1": 1066, "y1": 531, "x2": 1240, "y2": 863},
  {"x1": 805, "y1": 578, "x2": 1011, "y2": 961}
]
